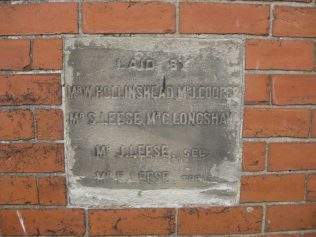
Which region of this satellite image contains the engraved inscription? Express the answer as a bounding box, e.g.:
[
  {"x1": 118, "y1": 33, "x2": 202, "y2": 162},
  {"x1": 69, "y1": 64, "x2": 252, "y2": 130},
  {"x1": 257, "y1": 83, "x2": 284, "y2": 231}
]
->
[
  {"x1": 65, "y1": 37, "x2": 243, "y2": 207},
  {"x1": 116, "y1": 58, "x2": 155, "y2": 70},
  {"x1": 66, "y1": 85, "x2": 236, "y2": 100},
  {"x1": 67, "y1": 111, "x2": 233, "y2": 126}
]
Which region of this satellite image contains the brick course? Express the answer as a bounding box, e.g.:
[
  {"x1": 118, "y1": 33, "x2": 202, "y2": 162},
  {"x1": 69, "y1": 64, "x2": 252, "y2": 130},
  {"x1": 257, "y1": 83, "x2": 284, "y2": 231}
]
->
[{"x1": 0, "y1": 1, "x2": 315, "y2": 236}]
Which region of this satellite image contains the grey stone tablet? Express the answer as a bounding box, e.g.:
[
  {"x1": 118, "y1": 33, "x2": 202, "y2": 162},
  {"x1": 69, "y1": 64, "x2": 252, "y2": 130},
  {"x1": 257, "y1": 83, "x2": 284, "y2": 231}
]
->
[{"x1": 64, "y1": 37, "x2": 243, "y2": 207}]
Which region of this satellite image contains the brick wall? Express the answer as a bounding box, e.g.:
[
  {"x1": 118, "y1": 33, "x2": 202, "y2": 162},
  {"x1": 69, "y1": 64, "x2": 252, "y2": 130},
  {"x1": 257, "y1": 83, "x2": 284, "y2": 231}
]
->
[{"x1": 0, "y1": 0, "x2": 315, "y2": 236}]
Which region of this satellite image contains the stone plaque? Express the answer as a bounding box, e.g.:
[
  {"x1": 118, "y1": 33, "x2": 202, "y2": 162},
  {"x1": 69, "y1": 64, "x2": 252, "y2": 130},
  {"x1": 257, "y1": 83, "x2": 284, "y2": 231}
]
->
[{"x1": 65, "y1": 37, "x2": 243, "y2": 207}]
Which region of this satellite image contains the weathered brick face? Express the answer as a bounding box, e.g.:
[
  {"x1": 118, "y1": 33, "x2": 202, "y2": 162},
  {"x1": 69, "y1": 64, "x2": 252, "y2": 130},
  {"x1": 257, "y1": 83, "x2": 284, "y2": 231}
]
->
[{"x1": 0, "y1": 1, "x2": 315, "y2": 236}]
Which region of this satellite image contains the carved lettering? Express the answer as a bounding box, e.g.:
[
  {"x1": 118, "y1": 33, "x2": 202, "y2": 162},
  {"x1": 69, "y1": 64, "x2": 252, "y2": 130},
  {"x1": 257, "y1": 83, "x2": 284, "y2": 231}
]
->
[
  {"x1": 67, "y1": 112, "x2": 85, "y2": 125},
  {"x1": 117, "y1": 145, "x2": 169, "y2": 158},
  {"x1": 116, "y1": 58, "x2": 155, "y2": 71},
  {"x1": 66, "y1": 85, "x2": 236, "y2": 101},
  {"x1": 138, "y1": 171, "x2": 169, "y2": 184},
  {"x1": 169, "y1": 59, "x2": 183, "y2": 71},
  {"x1": 68, "y1": 111, "x2": 232, "y2": 126},
  {"x1": 95, "y1": 145, "x2": 109, "y2": 157},
  {"x1": 181, "y1": 174, "x2": 213, "y2": 183}
]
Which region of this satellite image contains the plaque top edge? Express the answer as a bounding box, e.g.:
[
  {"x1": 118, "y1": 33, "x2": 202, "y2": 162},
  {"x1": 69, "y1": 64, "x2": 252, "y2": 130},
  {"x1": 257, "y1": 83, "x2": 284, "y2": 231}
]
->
[{"x1": 64, "y1": 36, "x2": 243, "y2": 48}]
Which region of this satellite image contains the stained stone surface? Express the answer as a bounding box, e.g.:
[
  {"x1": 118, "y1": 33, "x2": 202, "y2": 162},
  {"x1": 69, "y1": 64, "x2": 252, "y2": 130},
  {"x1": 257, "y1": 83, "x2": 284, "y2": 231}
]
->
[{"x1": 64, "y1": 37, "x2": 244, "y2": 207}]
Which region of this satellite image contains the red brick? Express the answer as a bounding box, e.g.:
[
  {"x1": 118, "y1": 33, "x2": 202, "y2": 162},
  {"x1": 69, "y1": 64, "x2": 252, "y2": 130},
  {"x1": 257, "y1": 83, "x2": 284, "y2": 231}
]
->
[
  {"x1": 0, "y1": 143, "x2": 64, "y2": 173},
  {"x1": 225, "y1": 0, "x2": 311, "y2": 2},
  {"x1": 83, "y1": 2, "x2": 175, "y2": 33},
  {"x1": 240, "y1": 174, "x2": 305, "y2": 202},
  {"x1": 36, "y1": 109, "x2": 63, "y2": 140},
  {"x1": 259, "y1": 235, "x2": 300, "y2": 237},
  {"x1": 0, "y1": 74, "x2": 61, "y2": 106},
  {"x1": 291, "y1": 0, "x2": 313, "y2": 1},
  {"x1": 178, "y1": 206, "x2": 262, "y2": 235},
  {"x1": 0, "y1": 3, "x2": 78, "y2": 35},
  {"x1": 0, "y1": 209, "x2": 85, "y2": 236},
  {"x1": 0, "y1": 110, "x2": 34, "y2": 140},
  {"x1": 180, "y1": 3, "x2": 269, "y2": 35},
  {"x1": 273, "y1": 6, "x2": 316, "y2": 37},
  {"x1": 245, "y1": 74, "x2": 270, "y2": 104},
  {"x1": 305, "y1": 233, "x2": 316, "y2": 237},
  {"x1": 307, "y1": 174, "x2": 316, "y2": 201},
  {"x1": 0, "y1": 176, "x2": 38, "y2": 205},
  {"x1": 0, "y1": 39, "x2": 30, "y2": 70},
  {"x1": 243, "y1": 142, "x2": 266, "y2": 172},
  {"x1": 89, "y1": 208, "x2": 175, "y2": 236},
  {"x1": 269, "y1": 143, "x2": 316, "y2": 171},
  {"x1": 272, "y1": 74, "x2": 316, "y2": 105},
  {"x1": 280, "y1": 0, "x2": 312, "y2": 1},
  {"x1": 243, "y1": 108, "x2": 310, "y2": 138},
  {"x1": 32, "y1": 38, "x2": 63, "y2": 70},
  {"x1": 266, "y1": 204, "x2": 316, "y2": 232},
  {"x1": 38, "y1": 176, "x2": 67, "y2": 205},
  {"x1": 312, "y1": 110, "x2": 316, "y2": 137},
  {"x1": 246, "y1": 39, "x2": 315, "y2": 70}
]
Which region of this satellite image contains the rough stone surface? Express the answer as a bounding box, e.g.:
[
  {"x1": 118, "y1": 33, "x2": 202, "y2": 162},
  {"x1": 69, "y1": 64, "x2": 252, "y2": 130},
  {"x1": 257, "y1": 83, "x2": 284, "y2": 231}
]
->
[{"x1": 64, "y1": 37, "x2": 243, "y2": 207}]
